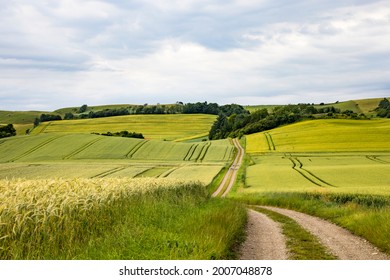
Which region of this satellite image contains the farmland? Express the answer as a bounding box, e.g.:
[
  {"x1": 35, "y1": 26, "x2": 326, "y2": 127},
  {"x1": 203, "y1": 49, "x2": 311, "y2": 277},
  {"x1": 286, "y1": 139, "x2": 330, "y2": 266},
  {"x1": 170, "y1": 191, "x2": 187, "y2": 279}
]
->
[
  {"x1": 0, "y1": 178, "x2": 246, "y2": 259},
  {"x1": 233, "y1": 118, "x2": 390, "y2": 255},
  {"x1": 30, "y1": 114, "x2": 216, "y2": 141},
  {"x1": 0, "y1": 113, "x2": 241, "y2": 259},
  {"x1": 0, "y1": 133, "x2": 234, "y2": 185}
]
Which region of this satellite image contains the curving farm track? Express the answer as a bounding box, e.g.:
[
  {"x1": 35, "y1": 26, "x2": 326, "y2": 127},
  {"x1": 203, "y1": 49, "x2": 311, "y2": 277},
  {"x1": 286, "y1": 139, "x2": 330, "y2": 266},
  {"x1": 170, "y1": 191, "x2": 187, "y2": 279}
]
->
[
  {"x1": 212, "y1": 138, "x2": 245, "y2": 197},
  {"x1": 211, "y1": 139, "x2": 390, "y2": 260}
]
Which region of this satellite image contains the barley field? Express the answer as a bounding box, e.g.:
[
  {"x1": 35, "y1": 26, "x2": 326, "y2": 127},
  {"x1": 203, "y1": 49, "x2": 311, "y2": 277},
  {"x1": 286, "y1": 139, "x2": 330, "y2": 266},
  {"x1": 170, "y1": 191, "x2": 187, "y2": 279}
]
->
[{"x1": 0, "y1": 177, "x2": 246, "y2": 259}]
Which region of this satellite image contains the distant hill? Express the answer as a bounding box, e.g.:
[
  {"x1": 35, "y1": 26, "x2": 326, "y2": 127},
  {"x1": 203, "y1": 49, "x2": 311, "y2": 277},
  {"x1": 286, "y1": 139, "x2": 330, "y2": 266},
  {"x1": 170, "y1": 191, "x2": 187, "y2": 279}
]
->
[
  {"x1": 244, "y1": 97, "x2": 389, "y2": 116},
  {"x1": 1, "y1": 97, "x2": 388, "y2": 136}
]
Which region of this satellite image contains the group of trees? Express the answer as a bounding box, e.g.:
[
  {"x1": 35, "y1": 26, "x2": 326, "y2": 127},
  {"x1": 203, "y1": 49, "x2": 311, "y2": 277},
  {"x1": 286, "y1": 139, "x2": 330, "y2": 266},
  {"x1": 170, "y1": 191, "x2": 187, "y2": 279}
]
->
[
  {"x1": 0, "y1": 124, "x2": 16, "y2": 139},
  {"x1": 208, "y1": 104, "x2": 357, "y2": 140},
  {"x1": 62, "y1": 102, "x2": 249, "y2": 120},
  {"x1": 376, "y1": 98, "x2": 390, "y2": 118},
  {"x1": 34, "y1": 114, "x2": 62, "y2": 127},
  {"x1": 92, "y1": 131, "x2": 144, "y2": 139}
]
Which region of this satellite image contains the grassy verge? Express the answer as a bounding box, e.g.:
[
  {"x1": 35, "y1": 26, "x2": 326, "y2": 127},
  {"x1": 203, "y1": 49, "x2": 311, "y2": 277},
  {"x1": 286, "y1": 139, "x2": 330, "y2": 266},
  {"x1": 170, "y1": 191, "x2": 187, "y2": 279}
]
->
[
  {"x1": 77, "y1": 197, "x2": 246, "y2": 259},
  {"x1": 238, "y1": 192, "x2": 390, "y2": 256},
  {"x1": 251, "y1": 206, "x2": 336, "y2": 260},
  {"x1": 0, "y1": 178, "x2": 246, "y2": 259}
]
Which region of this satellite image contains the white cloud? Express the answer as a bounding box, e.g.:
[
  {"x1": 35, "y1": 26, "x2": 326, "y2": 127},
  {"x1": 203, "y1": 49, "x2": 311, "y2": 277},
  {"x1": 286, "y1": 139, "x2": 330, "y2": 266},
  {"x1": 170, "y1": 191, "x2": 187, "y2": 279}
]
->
[{"x1": 0, "y1": 0, "x2": 389, "y2": 110}]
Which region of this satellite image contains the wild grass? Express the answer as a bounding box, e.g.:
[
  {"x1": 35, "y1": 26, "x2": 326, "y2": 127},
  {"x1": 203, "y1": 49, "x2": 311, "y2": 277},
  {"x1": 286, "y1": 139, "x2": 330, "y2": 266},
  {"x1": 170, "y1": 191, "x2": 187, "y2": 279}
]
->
[{"x1": 0, "y1": 178, "x2": 246, "y2": 260}]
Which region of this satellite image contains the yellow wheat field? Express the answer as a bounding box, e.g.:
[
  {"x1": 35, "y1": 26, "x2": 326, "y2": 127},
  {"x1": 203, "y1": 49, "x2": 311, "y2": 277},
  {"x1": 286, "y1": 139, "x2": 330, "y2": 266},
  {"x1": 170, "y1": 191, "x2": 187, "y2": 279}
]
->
[{"x1": 0, "y1": 178, "x2": 205, "y2": 259}]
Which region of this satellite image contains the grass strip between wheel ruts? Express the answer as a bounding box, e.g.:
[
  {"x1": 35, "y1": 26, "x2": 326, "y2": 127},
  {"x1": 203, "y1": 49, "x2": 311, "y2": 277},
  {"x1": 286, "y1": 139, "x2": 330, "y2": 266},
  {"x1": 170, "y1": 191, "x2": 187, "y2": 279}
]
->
[{"x1": 251, "y1": 206, "x2": 337, "y2": 260}]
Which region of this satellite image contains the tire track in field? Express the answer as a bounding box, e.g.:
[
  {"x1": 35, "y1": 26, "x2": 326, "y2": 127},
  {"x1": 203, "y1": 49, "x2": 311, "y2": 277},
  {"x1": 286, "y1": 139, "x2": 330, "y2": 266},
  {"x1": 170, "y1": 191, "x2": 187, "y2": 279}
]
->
[
  {"x1": 183, "y1": 144, "x2": 197, "y2": 161},
  {"x1": 196, "y1": 142, "x2": 211, "y2": 162},
  {"x1": 8, "y1": 135, "x2": 66, "y2": 162},
  {"x1": 160, "y1": 166, "x2": 180, "y2": 178},
  {"x1": 264, "y1": 132, "x2": 276, "y2": 151},
  {"x1": 186, "y1": 144, "x2": 200, "y2": 161},
  {"x1": 366, "y1": 155, "x2": 390, "y2": 164},
  {"x1": 37, "y1": 122, "x2": 51, "y2": 133},
  {"x1": 126, "y1": 140, "x2": 149, "y2": 158},
  {"x1": 288, "y1": 157, "x2": 335, "y2": 187},
  {"x1": 63, "y1": 138, "x2": 103, "y2": 159},
  {"x1": 91, "y1": 166, "x2": 127, "y2": 178}
]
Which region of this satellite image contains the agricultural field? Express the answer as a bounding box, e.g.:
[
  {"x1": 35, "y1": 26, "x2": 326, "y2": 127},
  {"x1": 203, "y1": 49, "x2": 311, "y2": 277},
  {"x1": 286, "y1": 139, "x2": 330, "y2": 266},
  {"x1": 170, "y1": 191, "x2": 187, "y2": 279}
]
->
[
  {"x1": 246, "y1": 119, "x2": 390, "y2": 153},
  {"x1": 242, "y1": 119, "x2": 390, "y2": 195},
  {"x1": 234, "y1": 118, "x2": 390, "y2": 255},
  {"x1": 0, "y1": 133, "x2": 234, "y2": 185},
  {"x1": 30, "y1": 114, "x2": 216, "y2": 141},
  {"x1": 0, "y1": 177, "x2": 246, "y2": 259}
]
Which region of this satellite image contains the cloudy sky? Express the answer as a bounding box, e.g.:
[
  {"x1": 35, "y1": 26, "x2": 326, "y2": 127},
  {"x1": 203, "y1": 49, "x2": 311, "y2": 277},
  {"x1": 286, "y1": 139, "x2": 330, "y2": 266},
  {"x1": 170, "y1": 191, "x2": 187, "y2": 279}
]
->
[{"x1": 1, "y1": 0, "x2": 390, "y2": 111}]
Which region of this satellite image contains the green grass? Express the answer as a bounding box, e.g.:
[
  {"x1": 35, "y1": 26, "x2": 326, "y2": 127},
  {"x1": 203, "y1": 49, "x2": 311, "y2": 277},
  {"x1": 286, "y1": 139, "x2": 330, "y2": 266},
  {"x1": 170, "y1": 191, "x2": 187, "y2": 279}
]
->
[
  {"x1": 0, "y1": 133, "x2": 233, "y2": 185},
  {"x1": 30, "y1": 114, "x2": 217, "y2": 141},
  {"x1": 233, "y1": 117, "x2": 390, "y2": 257},
  {"x1": 77, "y1": 198, "x2": 246, "y2": 260},
  {"x1": 246, "y1": 119, "x2": 390, "y2": 153},
  {"x1": 251, "y1": 207, "x2": 336, "y2": 260},
  {"x1": 0, "y1": 178, "x2": 247, "y2": 260},
  {"x1": 0, "y1": 134, "x2": 231, "y2": 163},
  {"x1": 0, "y1": 110, "x2": 48, "y2": 125},
  {"x1": 238, "y1": 192, "x2": 390, "y2": 256}
]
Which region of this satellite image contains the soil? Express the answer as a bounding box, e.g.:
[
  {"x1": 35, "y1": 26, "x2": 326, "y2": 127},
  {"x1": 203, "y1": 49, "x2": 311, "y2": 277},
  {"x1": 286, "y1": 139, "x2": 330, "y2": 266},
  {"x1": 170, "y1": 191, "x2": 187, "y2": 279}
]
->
[
  {"x1": 241, "y1": 206, "x2": 390, "y2": 260},
  {"x1": 239, "y1": 209, "x2": 288, "y2": 260}
]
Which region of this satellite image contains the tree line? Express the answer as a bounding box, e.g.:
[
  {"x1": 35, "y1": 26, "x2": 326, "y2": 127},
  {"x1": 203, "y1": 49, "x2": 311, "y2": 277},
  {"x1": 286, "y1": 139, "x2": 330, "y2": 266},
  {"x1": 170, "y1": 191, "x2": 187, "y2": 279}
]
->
[
  {"x1": 208, "y1": 104, "x2": 369, "y2": 140},
  {"x1": 92, "y1": 131, "x2": 144, "y2": 139},
  {"x1": 62, "y1": 102, "x2": 248, "y2": 120}
]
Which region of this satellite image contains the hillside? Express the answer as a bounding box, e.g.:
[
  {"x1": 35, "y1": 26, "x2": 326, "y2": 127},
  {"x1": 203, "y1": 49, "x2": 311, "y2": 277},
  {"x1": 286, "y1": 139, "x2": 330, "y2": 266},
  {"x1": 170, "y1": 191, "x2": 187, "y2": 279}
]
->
[
  {"x1": 0, "y1": 133, "x2": 233, "y2": 183},
  {"x1": 30, "y1": 114, "x2": 216, "y2": 141},
  {"x1": 244, "y1": 97, "x2": 388, "y2": 115},
  {"x1": 246, "y1": 118, "x2": 390, "y2": 153}
]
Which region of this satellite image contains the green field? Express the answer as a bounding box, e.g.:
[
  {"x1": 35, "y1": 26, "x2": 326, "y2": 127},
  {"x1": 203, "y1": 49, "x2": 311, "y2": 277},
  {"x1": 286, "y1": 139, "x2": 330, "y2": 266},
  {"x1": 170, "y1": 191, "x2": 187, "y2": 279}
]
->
[
  {"x1": 0, "y1": 109, "x2": 246, "y2": 259},
  {"x1": 246, "y1": 119, "x2": 390, "y2": 153},
  {"x1": 30, "y1": 114, "x2": 216, "y2": 141},
  {"x1": 234, "y1": 118, "x2": 390, "y2": 255},
  {"x1": 0, "y1": 133, "x2": 233, "y2": 185}
]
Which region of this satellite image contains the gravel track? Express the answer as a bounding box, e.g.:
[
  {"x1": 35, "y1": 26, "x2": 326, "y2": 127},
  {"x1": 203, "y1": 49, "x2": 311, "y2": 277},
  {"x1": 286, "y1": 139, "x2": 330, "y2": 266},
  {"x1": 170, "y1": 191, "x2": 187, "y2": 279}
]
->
[
  {"x1": 257, "y1": 206, "x2": 390, "y2": 260},
  {"x1": 239, "y1": 209, "x2": 288, "y2": 260}
]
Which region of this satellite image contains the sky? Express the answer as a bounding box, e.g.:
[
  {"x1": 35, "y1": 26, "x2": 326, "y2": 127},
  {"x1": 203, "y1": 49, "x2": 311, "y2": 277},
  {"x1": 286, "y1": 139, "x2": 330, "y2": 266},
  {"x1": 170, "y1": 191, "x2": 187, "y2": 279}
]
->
[{"x1": 1, "y1": 0, "x2": 390, "y2": 111}]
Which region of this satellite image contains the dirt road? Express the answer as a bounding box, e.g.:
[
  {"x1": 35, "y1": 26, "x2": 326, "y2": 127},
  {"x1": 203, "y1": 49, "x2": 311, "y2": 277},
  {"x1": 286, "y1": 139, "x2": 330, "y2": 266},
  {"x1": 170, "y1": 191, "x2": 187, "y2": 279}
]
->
[
  {"x1": 212, "y1": 138, "x2": 244, "y2": 197},
  {"x1": 211, "y1": 138, "x2": 389, "y2": 260}
]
